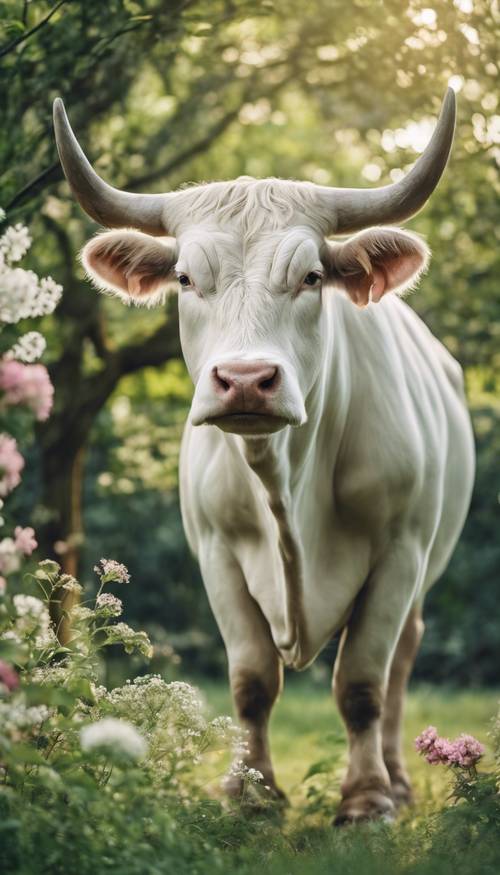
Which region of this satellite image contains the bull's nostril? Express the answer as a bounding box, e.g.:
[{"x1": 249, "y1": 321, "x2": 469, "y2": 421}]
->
[
  {"x1": 258, "y1": 367, "x2": 278, "y2": 393},
  {"x1": 213, "y1": 367, "x2": 231, "y2": 392}
]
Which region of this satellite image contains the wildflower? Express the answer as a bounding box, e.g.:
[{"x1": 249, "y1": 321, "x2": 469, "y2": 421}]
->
[
  {"x1": 0, "y1": 576, "x2": 6, "y2": 595},
  {"x1": 105, "y1": 622, "x2": 152, "y2": 657},
  {"x1": 0, "y1": 360, "x2": 54, "y2": 421},
  {"x1": 0, "y1": 537, "x2": 21, "y2": 575},
  {"x1": 60, "y1": 575, "x2": 82, "y2": 594},
  {"x1": 0, "y1": 224, "x2": 31, "y2": 262},
  {"x1": 80, "y1": 717, "x2": 147, "y2": 760},
  {"x1": 446, "y1": 734, "x2": 485, "y2": 768},
  {"x1": 0, "y1": 701, "x2": 50, "y2": 735},
  {"x1": 38, "y1": 559, "x2": 61, "y2": 574},
  {"x1": 226, "y1": 759, "x2": 264, "y2": 784},
  {"x1": 96, "y1": 592, "x2": 123, "y2": 617},
  {"x1": 415, "y1": 725, "x2": 484, "y2": 768},
  {"x1": 0, "y1": 660, "x2": 19, "y2": 692},
  {"x1": 0, "y1": 222, "x2": 62, "y2": 323},
  {"x1": 0, "y1": 434, "x2": 24, "y2": 496},
  {"x1": 12, "y1": 594, "x2": 56, "y2": 649},
  {"x1": 14, "y1": 526, "x2": 37, "y2": 556},
  {"x1": 415, "y1": 725, "x2": 438, "y2": 755},
  {"x1": 94, "y1": 558, "x2": 130, "y2": 584},
  {"x1": 6, "y1": 331, "x2": 46, "y2": 363}
]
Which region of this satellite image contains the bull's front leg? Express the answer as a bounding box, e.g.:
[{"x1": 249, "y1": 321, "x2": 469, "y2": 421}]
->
[
  {"x1": 332, "y1": 544, "x2": 422, "y2": 825},
  {"x1": 199, "y1": 535, "x2": 285, "y2": 803}
]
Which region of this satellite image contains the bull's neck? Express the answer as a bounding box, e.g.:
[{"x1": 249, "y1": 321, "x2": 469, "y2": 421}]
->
[
  {"x1": 235, "y1": 310, "x2": 345, "y2": 665},
  {"x1": 241, "y1": 433, "x2": 305, "y2": 661}
]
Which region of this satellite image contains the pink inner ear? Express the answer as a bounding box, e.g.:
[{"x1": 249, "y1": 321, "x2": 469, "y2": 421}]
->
[
  {"x1": 370, "y1": 267, "x2": 387, "y2": 303},
  {"x1": 127, "y1": 273, "x2": 163, "y2": 296},
  {"x1": 127, "y1": 275, "x2": 143, "y2": 296}
]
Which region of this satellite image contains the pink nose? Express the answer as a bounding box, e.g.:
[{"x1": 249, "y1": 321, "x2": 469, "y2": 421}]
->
[{"x1": 212, "y1": 361, "x2": 280, "y2": 411}]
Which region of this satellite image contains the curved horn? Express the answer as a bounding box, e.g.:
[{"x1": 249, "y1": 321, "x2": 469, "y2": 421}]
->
[
  {"x1": 318, "y1": 88, "x2": 456, "y2": 234},
  {"x1": 53, "y1": 98, "x2": 168, "y2": 235}
]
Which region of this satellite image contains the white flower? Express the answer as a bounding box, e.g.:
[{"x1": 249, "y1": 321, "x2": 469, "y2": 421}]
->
[
  {"x1": 12, "y1": 593, "x2": 56, "y2": 649},
  {"x1": 94, "y1": 558, "x2": 130, "y2": 583},
  {"x1": 80, "y1": 717, "x2": 147, "y2": 759},
  {"x1": 0, "y1": 701, "x2": 50, "y2": 734},
  {"x1": 0, "y1": 224, "x2": 31, "y2": 262},
  {"x1": 0, "y1": 223, "x2": 62, "y2": 323},
  {"x1": 96, "y1": 592, "x2": 122, "y2": 616},
  {"x1": 7, "y1": 331, "x2": 47, "y2": 363},
  {"x1": 227, "y1": 759, "x2": 264, "y2": 784},
  {"x1": 0, "y1": 537, "x2": 20, "y2": 575}
]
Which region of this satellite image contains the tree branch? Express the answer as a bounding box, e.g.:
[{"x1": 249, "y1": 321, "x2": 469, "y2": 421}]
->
[
  {"x1": 0, "y1": 0, "x2": 68, "y2": 59},
  {"x1": 5, "y1": 162, "x2": 62, "y2": 212}
]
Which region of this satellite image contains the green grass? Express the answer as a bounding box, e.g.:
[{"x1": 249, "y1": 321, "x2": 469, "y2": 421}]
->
[
  {"x1": 199, "y1": 676, "x2": 496, "y2": 805},
  {"x1": 190, "y1": 677, "x2": 499, "y2": 874}
]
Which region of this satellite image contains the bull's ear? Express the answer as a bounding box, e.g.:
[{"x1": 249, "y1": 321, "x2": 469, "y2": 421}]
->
[
  {"x1": 81, "y1": 230, "x2": 178, "y2": 304},
  {"x1": 326, "y1": 227, "x2": 430, "y2": 308}
]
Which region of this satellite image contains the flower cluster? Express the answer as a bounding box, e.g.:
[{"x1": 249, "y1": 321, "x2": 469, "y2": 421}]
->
[
  {"x1": 95, "y1": 592, "x2": 123, "y2": 616},
  {"x1": 415, "y1": 725, "x2": 485, "y2": 768},
  {"x1": 226, "y1": 759, "x2": 264, "y2": 785},
  {"x1": 6, "y1": 331, "x2": 46, "y2": 363},
  {"x1": 0, "y1": 360, "x2": 54, "y2": 421},
  {"x1": 0, "y1": 213, "x2": 61, "y2": 587},
  {"x1": 0, "y1": 433, "x2": 24, "y2": 497},
  {"x1": 0, "y1": 526, "x2": 37, "y2": 576},
  {"x1": 80, "y1": 717, "x2": 148, "y2": 760},
  {"x1": 94, "y1": 558, "x2": 131, "y2": 584},
  {"x1": 104, "y1": 622, "x2": 153, "y2": 657},
  {"x1": 0, "y1": 222, "x2": 62, "y2": 323},
  {"x1": 11, "y1": 593, "x2": 56, "y2": 650}
]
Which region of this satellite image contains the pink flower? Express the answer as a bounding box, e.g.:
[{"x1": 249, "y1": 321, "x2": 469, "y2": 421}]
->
[
  {"x1": 14, "y1": 526, "x2": 37, "y2": 556},
  {"x1": 415, "y1": 726, "x2": 438, "y2": 754},
  {"x1": 415, "y1": 725, "x2": 485, "y2": 768},
  {"x1": 0, "y1": 660, "x2": 19, "y2": 691},
  {"x1": 0, "y1": 576, "x2": 6, "y2": 595},
  {"x1": 446, "y1": 734, "x2": 485, "y2": 768},
  {"x1": 0, "y1": 360, "x2": 54, "y2": 421},
  {"x1": 0, "y1": 434, "x2": 24, "y2": 496}
]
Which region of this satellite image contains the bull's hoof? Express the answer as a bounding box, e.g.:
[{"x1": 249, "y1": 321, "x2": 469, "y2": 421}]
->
[
  {"x1": 391, "y1": 776, "x2": 414, "y2": 808},
  {"x1": 333, "y1": 789, "x2": 395, "y2": 827},
  {"x1": 386, "y1": 764, "x2": 414, "y2": 808}
]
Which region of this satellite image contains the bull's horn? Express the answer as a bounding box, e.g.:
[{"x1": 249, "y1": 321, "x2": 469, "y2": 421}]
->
[
  {"x1": 318, "y1": 88, "x2": 456, "y2": 234},
  {"x1": 53, "y1": 98, "x2": 168, "y2": 235}
]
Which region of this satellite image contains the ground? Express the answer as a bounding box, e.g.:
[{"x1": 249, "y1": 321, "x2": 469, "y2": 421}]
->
[{"x1": 194, "y1": 676, "x2": 498, "y2": 874}]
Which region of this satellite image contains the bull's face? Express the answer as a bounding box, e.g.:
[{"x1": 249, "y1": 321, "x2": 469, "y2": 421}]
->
[
  {"x1": 82, "y1": 217, "x2": 428, "y2": 436},
  {"x1": 54, "y1": 92, "x2": 454, "y2": 437},
  {"x1": 176, "y1": 225, "x2": 324, "y2": 435}
]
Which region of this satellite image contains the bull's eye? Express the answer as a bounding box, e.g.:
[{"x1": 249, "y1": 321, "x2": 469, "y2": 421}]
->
[
  {"x1": 177, "y1": 274, "x2": 192, "y2": 287},
  {"x1": 303, "y1": 271, "x2": 322, "y2": 287}
]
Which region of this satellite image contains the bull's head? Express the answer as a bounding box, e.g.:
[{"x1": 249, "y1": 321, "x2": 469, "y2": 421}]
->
[{"x1": 53, "y1": 91, "x2": 455, "y2": 436}]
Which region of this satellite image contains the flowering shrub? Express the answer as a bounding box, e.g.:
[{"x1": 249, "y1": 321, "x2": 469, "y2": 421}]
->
[
  {"x1": 0, "y1": 558, "x2": 266, "y2": 873},
  {"x1": 415, "y1": 722, "x2": 499, "y2": 841},
  {"x1": 0, "y1": 209, "x2": 61, "y2": 592},
  {"x1": 415, "y1": 726, "x2": 485, "y2": 769}
]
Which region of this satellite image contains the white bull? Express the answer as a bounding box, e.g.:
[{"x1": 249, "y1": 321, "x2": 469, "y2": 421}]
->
[{"x1": 54, "y1": 89, "x2": 474, "y2": 823}]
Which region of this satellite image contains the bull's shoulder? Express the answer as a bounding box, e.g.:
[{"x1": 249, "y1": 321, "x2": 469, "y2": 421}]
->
[{"x1": 180, "y1": 423, "x2": 262, "y2": 546}]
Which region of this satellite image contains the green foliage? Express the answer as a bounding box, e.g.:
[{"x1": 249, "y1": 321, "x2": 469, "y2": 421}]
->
[
  {"x1": 0, "y1": 559, "x2": 269, "y2": 875},
  {"x1": 1, "y1": 0, "x2": 498, "y2": 683}
]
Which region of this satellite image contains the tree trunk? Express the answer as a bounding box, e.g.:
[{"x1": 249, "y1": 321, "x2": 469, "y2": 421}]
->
[{"x1": 39, "y1": 434, "x2": 86, "y2": 643}]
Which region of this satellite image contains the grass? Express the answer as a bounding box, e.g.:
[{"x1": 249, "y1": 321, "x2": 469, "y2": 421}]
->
[
  {"x1": 191, "y1": 676, "x2": 499, "y2": 874},
  {"x1": 200, "y1": 675, "x2": 496, "y2": 805}
]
